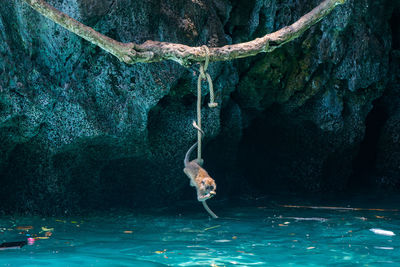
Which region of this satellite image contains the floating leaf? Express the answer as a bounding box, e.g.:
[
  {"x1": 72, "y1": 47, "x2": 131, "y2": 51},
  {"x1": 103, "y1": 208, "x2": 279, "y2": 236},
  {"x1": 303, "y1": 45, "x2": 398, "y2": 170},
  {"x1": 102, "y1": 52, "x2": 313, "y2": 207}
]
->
[
  {"x1": 35, "y1": 236, "x2": 49, "y2": 240},
  {"x1": 204, "y1": 225, "x2": 221, "y2": 231}
]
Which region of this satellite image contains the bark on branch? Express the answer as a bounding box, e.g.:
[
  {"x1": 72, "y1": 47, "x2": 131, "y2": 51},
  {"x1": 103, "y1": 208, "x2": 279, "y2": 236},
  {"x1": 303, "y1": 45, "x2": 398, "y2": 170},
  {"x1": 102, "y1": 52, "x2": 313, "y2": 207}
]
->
[{"x1": 22, "y1": 0, "x2": 346, "y2": 67}]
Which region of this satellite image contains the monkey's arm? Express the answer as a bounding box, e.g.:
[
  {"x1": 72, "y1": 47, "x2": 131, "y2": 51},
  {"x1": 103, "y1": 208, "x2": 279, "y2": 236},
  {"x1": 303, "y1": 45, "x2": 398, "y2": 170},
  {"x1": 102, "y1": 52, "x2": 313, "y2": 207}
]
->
[{"x1": 197, "y1": 192, "x2": 213, "y2": 202}]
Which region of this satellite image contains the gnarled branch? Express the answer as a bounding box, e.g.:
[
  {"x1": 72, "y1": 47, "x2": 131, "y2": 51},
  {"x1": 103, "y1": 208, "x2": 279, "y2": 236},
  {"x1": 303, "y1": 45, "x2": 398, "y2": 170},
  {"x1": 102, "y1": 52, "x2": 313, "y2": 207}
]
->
[{"x1": 22, "y1": 0, "x2": 346, "y2": 66}]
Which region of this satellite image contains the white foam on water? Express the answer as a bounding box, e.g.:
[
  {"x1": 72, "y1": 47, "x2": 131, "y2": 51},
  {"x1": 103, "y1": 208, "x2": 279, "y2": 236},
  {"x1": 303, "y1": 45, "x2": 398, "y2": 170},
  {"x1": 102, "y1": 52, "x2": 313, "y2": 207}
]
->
[
  {"x1": 369, "y1": 228, "x2": 396, "y2": 236},
  {"x1": 374, "y1": 246, "x2": 394, "y2": 250}
]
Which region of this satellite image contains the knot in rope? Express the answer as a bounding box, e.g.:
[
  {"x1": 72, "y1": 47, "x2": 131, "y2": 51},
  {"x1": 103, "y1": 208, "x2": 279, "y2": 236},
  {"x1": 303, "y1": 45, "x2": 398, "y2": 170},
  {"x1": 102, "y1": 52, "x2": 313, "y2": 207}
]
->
[
  {"x1": 194, "y1": 45, "x2": 218, "y2": 161},
  {"x1": 198, "y1": 45, "x2": 217, "y2": 108}
]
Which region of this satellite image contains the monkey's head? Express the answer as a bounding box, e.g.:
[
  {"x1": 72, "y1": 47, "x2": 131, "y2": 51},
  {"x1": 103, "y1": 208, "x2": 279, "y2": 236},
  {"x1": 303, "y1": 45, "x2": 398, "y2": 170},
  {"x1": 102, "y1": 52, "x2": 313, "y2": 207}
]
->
[{"x1": 198, "y1": 177, "x2": 216, "y2": 201}]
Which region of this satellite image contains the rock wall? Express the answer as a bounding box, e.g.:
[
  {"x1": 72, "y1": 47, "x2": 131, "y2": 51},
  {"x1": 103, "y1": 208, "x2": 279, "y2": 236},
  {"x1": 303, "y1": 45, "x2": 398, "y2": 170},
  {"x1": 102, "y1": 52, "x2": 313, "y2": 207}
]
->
[{"x1": 0, "y1": 0, "x2": 398, "y2": 214}]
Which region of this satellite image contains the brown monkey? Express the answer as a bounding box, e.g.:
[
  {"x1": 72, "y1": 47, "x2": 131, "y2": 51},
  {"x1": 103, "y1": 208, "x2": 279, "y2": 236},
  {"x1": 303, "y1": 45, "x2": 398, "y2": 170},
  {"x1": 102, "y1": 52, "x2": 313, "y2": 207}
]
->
[{"x1": 183, "y1": 142, "x2": 216, "y2": 202}]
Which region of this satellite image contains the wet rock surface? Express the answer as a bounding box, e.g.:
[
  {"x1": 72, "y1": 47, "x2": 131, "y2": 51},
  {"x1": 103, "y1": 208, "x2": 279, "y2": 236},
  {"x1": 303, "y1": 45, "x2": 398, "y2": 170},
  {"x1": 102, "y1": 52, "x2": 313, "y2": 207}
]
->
[{"x1": 0, "y1": 0, "x2": 398, "y2": 214}]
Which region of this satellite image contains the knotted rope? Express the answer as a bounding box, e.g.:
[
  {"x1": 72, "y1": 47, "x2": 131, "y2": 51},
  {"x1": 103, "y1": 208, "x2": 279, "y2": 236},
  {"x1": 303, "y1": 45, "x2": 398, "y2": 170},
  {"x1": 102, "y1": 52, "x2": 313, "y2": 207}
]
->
[
  {"x1": 195, "y1": 45, "x2": 218, "y2": 161},
  {"x1": 193, "y1": 45, "x2": 218, "y2": 219}
]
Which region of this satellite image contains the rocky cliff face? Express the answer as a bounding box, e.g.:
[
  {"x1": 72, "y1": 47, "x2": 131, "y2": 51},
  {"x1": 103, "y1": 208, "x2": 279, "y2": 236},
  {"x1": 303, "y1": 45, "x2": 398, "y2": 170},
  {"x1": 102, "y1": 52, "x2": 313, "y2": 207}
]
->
[{"x1": 0, "y1": 0, "x2": 398, "y2": 214}]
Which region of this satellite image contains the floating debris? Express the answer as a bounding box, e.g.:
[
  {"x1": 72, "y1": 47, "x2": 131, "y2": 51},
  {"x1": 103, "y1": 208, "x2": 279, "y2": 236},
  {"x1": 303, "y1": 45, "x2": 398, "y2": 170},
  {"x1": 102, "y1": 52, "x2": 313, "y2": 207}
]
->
[
  {"x1": 16, "y1": 226, "x2": 33, "y2": 231},
  {"x1": 374, "y1": 246, "x2": 394, "y2": 250},
  {"x1": 179, "y1": 228, "x2": 203, "y2": 233},
  {"x1": 41, "y1": 227, "x2": 54, "y2": 232},
  {"x1": 204, "y1": 225, "x2": 221, "y2": 231},
  {"x1": 277, "y1": 216, "x2": 328, "y2": 222},
  {"x1": 123, "y1": 230, "x2": 133, "y2": 234},
  {"x1": 369, "y1": 228, "x2": 396, "y2": 236},
  {"x1": 280, "y1": 205, "x2": 398, "y2": 212},
  {"x1": 355, "y1": 217, "x2": 367, "y2": 221},
  {"x1": 35, "y1": 236, "x2": 49, "y2": 240}
]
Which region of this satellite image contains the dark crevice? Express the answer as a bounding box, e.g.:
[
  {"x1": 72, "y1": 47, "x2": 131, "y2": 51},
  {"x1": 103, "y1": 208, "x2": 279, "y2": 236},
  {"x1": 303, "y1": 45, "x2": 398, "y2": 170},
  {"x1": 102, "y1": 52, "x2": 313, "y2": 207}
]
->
[
  {"x1": 389, "y1": 4, "x2": 400, "y2": 50},
  {"x1": 235, "y1": 105, "x2": 294, "y2": 194},
  {"x1": 63, "y1": 53, "x2": 74, "y2": 66},
  {"x1": 349, "y1": 97, "x2": 389, "y2": 190}
]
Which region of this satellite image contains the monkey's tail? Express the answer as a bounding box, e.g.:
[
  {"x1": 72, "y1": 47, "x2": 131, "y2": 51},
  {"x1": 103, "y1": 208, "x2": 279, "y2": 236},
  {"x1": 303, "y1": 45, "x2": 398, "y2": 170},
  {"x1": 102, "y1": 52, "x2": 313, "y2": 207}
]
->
[
  {"x1": 184, "y1": 142, "x2": 198, "y2": 166},
  {"x1": 202, "y1": 201, "x2": 218, "y2": 219},
  {"x1": 192, "y1": 121, "x2": 204, "y2": 135}
]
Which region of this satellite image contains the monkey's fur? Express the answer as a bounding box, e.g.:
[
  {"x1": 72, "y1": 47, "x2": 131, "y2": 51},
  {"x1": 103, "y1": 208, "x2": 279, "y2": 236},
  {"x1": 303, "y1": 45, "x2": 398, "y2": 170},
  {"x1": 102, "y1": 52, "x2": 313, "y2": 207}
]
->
[{"x1": 183, "y1": 142, "x2": 216, "y2": 202}]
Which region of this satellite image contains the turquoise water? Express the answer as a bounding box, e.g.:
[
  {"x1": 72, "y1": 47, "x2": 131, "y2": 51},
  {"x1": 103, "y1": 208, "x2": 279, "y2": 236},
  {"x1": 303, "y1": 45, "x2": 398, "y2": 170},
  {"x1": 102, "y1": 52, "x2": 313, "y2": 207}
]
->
[{"x1": 1, "y1": 199, "x2": 399, "y2": 266}]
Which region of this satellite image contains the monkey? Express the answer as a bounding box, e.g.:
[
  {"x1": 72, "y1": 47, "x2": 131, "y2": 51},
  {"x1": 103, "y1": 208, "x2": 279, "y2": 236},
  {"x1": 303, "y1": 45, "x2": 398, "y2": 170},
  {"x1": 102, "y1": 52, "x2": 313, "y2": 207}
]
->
[{"x1": 183, "y1": 142, "x2": 217, "y2": 202}]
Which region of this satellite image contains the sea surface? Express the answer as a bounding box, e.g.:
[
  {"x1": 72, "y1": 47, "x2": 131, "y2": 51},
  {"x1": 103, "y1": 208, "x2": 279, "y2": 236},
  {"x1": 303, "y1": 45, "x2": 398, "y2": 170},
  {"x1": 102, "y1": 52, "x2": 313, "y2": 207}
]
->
[{"x1": 1, "y1": 196, "x2": 399, "y2": 266}]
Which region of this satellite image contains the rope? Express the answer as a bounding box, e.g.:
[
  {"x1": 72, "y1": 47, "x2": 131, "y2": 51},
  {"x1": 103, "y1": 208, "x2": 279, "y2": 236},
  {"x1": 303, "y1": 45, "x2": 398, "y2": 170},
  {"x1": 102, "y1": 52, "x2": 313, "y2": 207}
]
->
[
  {"x1": 202, "y1": 45, "x2": 209, "y2": 72},
  {"x1": 201, "y1": 45, "x2": 218, "y2": 108},
  {"x1": 196, "y1": 45, "x2": 218, "y2": 161},
  {"x1": 206, "y1": 73, "x2": 217, "y2": 108},
  {"x1": 197, "y1": 65, "x2": 203, "y2": 161},
  {"x1": 192, "y1": 45, "x2": 219, "y2": 219}
]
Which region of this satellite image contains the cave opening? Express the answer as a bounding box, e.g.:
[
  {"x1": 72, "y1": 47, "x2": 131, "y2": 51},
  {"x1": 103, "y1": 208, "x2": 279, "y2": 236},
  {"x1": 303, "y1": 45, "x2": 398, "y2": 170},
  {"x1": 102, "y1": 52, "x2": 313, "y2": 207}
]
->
[
  {"x1": 233, "y1": 105, "x2": 320, "y2": 196},
  {"x1": 236, "y1": 109, "x2": 284, "y2": 195},
  {"x1": 349, "y1": 97, "x2": 388, "y2": 191}
]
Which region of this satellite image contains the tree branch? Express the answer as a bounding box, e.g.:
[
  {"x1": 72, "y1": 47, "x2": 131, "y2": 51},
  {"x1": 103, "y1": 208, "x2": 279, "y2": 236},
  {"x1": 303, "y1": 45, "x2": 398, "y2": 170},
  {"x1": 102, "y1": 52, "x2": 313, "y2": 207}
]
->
[{"x1": 22, "y1": 0, "x2": 346, "y2": 66}]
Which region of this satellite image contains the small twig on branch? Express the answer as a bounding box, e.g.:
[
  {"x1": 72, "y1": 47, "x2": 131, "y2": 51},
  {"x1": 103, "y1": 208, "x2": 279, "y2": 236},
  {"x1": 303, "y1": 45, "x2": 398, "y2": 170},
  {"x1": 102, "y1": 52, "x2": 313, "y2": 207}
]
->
[{"x1": 21, "y1": 0, "x2": 346, "y2": 67}]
